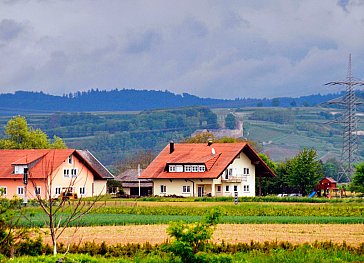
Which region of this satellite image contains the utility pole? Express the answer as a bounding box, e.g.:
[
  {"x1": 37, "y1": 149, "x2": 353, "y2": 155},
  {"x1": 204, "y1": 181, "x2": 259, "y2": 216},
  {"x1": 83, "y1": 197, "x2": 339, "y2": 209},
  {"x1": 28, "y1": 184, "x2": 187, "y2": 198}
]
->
[{"x1": 325, "y1": 54, "x2": 364, "y2": 182}]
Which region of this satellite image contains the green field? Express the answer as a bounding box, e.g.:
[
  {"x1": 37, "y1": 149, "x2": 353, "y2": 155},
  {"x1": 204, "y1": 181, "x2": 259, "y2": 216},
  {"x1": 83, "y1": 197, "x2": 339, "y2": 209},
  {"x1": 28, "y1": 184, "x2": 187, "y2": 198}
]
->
[{"x1": 21, "y1": 200, "x2": 364, "y2": 227}]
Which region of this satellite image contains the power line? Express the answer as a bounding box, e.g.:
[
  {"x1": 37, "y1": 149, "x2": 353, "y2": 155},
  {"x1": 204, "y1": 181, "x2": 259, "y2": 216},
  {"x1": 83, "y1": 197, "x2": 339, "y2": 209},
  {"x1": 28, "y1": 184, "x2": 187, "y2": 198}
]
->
[{"x1": 325, "y1": 54, "x2": 364, "y2": 182}]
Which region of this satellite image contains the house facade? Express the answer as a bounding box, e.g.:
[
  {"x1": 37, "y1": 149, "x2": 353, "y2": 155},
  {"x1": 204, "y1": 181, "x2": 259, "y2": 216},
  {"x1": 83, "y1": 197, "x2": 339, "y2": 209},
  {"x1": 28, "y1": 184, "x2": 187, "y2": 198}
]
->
[
  {"x1": 0, "y1": 149, "x2": 113, "y2": 200},
  {"x1": 139, "y1": 142, "x2": 275, "y2": 197}
]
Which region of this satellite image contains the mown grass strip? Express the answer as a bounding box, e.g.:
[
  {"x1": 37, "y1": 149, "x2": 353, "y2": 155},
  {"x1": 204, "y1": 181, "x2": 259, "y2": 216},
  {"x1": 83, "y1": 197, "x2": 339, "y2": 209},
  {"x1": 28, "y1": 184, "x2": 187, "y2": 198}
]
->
[
  {"x1": 117, "y1": 196, "x2": 364, "y2": 203},
  {"x1": 20, "y1": 214, "x2": 364, "y2": 227}
]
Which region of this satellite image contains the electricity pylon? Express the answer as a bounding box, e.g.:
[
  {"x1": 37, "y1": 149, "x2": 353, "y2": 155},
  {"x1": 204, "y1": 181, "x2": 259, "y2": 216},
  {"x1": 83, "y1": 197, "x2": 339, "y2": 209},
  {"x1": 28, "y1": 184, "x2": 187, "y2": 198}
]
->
[{"x1": 325, "y1": 54, "x2": 364, "y2": 182}]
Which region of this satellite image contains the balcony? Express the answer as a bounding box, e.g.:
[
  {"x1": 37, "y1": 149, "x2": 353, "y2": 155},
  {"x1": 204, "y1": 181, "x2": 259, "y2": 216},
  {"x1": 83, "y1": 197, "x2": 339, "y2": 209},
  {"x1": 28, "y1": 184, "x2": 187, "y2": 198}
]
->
[{"x1": 222, "y1": 174, "x2": 248, "y2": 183}]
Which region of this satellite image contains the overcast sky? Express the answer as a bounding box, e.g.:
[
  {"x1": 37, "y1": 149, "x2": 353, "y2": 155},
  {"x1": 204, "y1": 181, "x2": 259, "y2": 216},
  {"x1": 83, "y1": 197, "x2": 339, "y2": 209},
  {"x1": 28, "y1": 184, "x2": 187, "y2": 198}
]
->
[{"x1": 0, "y1": 0, "x2": 364, "y2": 99}]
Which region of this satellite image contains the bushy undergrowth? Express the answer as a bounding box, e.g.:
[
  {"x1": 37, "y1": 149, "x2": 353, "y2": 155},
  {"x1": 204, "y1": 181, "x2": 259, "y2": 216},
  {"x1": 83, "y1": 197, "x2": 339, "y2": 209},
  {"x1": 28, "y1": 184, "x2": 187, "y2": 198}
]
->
[{"x1": 2, "y1": 241, "x2": 364, "y2": 263}]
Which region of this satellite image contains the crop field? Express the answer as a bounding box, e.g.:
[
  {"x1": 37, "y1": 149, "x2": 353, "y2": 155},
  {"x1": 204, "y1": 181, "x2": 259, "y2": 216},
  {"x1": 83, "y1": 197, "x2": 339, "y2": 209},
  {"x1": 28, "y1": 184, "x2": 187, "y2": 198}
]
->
[
  {"x1": 21, "y1": 201, "x2": 364, "y2": 227},
  {"x1": 10, "y1": 199, "x2": 364, "y2": 262},
  {"x1": 42, "y1": 224, "x2": 364, "y2": 246}
]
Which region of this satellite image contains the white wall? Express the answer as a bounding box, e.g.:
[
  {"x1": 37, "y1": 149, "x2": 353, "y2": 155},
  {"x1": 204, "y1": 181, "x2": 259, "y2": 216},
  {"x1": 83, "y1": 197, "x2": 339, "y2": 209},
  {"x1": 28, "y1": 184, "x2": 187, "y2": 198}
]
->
[{"x1": 152, "y1": 151, "x2": 256, "y2": 197}]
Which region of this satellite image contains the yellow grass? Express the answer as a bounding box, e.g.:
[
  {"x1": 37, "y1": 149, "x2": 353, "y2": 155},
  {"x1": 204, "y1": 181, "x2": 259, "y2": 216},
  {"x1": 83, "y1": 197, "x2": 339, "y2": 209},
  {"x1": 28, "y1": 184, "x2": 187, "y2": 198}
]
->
[{"x1": 42, "y1": 224, "x2": 364, "y2": 246}]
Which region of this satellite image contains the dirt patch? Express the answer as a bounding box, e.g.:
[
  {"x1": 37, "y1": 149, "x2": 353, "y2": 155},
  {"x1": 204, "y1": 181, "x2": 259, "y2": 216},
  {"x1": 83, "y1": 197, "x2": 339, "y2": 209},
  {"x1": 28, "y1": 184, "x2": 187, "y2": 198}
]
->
[{"x1": 42, "y1": 224, "x2": 364, "y2": 246}]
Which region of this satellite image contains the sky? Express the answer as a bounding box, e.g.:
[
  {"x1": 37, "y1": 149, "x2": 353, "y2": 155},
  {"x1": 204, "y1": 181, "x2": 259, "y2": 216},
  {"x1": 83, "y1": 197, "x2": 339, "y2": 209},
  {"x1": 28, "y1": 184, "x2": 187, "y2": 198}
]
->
[{"x1": 0, "y1": 0, "x2": 364, "y2": 99}]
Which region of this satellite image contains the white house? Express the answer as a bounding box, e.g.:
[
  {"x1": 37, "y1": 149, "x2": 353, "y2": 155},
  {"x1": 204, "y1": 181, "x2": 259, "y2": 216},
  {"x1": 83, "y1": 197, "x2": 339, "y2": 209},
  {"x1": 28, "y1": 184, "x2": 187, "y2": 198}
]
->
[{"x1": 139, "y1": 142, "x2": 275, "y2": 197}]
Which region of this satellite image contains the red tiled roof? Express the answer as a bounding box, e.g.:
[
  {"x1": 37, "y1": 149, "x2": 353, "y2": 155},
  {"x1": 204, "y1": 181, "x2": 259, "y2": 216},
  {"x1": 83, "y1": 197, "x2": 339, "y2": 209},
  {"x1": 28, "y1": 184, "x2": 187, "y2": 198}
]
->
[
  {"x1": 140, "y1": 142, "x2": 275, "y2": 179},
  {"x1": 0, "y1": 149, "x2": 75, "y2": 179},
  {"x1": 0, "y1": 149, "x2": 113, "y2": 180}
]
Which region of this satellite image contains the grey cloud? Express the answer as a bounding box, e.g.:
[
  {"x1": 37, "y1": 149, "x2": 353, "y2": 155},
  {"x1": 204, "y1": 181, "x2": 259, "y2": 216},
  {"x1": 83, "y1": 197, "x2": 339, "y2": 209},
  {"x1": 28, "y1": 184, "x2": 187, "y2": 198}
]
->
[
  {"x1": 0, "y1": 0, "x2": 364, "y2": 99},
  {"x1": 126, "y1": 30, "x2": 162, "y2": 54},
  {"x1": 177, "y1": 17, "x2": 209, "y2": 39},
  {"x1": 0, "y1": 19, "x2": 25, "y2": 42}
]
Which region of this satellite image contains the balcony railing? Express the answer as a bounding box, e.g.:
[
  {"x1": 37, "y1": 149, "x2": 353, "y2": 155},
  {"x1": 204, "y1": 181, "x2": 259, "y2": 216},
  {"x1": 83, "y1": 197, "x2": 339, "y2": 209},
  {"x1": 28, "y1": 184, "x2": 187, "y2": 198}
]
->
[{"x1": 222, "y1": 174, "x2": 248, "y2": 182}]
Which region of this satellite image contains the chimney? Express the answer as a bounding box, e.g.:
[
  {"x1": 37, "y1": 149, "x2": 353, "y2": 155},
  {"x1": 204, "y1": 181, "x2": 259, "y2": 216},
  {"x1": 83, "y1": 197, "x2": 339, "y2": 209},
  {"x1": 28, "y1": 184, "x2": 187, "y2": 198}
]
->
[
  {"x1": 208, "y1": 140, "x2": 213, "y2": 146},
  {"x1": 170, "y1": 141, "x2": 175, "y2": 154}
]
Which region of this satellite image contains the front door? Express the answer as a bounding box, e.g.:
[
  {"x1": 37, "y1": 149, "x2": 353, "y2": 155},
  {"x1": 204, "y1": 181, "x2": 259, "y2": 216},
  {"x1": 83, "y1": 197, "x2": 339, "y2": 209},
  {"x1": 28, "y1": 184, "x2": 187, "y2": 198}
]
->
[{"x1": 198, "y1": 186, "x2": 204, "y2": 197}]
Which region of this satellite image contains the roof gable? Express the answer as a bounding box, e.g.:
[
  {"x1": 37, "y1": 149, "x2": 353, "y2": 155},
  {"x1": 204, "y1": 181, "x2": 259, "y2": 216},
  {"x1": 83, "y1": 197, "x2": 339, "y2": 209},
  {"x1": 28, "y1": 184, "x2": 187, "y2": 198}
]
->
[
  {"x1": 0, "y1": 149, "x2": 75, "y2": 179},
  {"x1": 0, "y1": 149, "x2": 113, "y2": 180}
]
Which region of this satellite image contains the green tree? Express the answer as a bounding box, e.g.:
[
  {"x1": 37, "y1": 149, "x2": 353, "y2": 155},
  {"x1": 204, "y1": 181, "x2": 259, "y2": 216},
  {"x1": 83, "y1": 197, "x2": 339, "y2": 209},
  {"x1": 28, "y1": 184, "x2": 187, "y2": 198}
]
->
[
  {"x1": 166, "y1": 209, "x2": 221, "y2": 263},
  {"x1": 0, "y1": 196, "x2": 32, "y2": 258},
  {"x1": 287, "y1": 148, "x2": 323, "y2": 195},
  {"x1": 349, "y1": 162, "x2": 364, "y2": 194},
  {"x1": 271, "y1": 98, "x2": 280, "y2": 107},
  {"x1": 0, "y1": 116, "x2": 66, "y2": 149},
  {"x1": 322, "y1": 158, "x2": 341, "y2": 182},
  {"x1": 183, "y1": 132, "x2": 217, "y2": 143},
  {"x1": 225, "y1": 113, "x2": 236, "y2": 129}
]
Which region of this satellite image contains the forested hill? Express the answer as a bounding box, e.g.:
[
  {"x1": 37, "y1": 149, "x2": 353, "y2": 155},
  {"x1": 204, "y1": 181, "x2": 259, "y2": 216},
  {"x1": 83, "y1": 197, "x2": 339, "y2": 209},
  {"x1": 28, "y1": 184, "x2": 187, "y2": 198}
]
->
[{"x1": 0, "y1": 89, "x2": 345, "y2": 114}]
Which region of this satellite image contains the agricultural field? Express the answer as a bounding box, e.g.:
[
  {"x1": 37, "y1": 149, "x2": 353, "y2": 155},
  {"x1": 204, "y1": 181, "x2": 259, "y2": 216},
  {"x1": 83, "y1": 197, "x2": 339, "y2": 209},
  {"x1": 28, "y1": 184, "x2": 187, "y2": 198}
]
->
[
  {"x1": 21, "y1": 199, "x2": 364, "y2": 228},
  {"x1": 4, "y1": 198, "x2": 364, "y2": 262},
  {"x1": 41, "y1": 224, "x2": 364, "y2": 246}
]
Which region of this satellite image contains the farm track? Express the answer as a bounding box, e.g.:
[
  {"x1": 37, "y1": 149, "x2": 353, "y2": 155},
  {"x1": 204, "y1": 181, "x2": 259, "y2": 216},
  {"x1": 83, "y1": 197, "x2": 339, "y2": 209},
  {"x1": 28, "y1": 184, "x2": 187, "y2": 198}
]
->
[{"x1": 43, "y1": 224, "x2": 364, "y2": 246}]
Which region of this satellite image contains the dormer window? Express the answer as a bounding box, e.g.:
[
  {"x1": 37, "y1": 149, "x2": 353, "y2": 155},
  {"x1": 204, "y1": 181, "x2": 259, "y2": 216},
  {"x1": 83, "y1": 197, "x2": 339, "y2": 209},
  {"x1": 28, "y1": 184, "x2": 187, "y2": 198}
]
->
[
  {"x1": 169, "y1": 164, "x2": 206, "y2": 173},
  {"x1": 192, "y1": 165, "x2": 199, "y2": 172},
  {"x1": 169, "y1": 165, "x2": 183, "y2": 172},
  {"x1": 14, "y1": 165, "x2": 27, "y2": 175}
]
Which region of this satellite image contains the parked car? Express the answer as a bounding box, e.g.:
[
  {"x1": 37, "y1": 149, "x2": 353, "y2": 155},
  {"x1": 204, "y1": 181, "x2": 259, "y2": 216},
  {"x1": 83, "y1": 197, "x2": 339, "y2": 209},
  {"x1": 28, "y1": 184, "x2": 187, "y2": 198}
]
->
[
  {"x1": 277, "y1": 194, "x2": 288, "y2": 197},
  {"x1": 289, "y1": 193, "x2": 302, "y2": 197}
]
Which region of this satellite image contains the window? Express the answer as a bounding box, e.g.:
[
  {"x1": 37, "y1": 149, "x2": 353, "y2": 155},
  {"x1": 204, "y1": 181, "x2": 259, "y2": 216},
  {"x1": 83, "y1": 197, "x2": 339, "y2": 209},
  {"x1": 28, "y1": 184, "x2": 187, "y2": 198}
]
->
[
  {"x1": 224, "y1": 170, "x2": 229, "y2": 180},
  {"x1": 17, "y1": 187, "x2": 24, "y2": 195},
  {"x1": 34, "y1": 186, "x2": 41, "y2": 196},
  {"x1": 216, "y1": 185, "x2": 221, "y2": 192},
  {"x1": 192, "y1": 165, "x2": 199, "y2": 172},
  {"x1": 80, "y1": 187, "x2": 86, "y2": 195},
  {"x1": 63, "y1": 169, "x2": 70, "y2": 177},
  {"x1": 14, "y1": 165, "x2": 27, "y2": 175},
  {"x1": 160, "y1": 185, "x2": 166, "y2": 193},
  {"x1": 68, "y1": 155, "x2": 73, "y2": 164},
  {"x1": 55, "y1": 187, "x2": 61, "y2": 195},
  {"x1": 71, "y1": 168, "x2": 78, "y2": 177},
  {"x1": 228, "y1": 168, "x2": 233, "y2": 176},
  {"x1": 199, "y1": 165, "x2": 206, "y2": 172},
  {"x1": 243, "y1": 168, "x2": 250, "y2": 175},
  {"x1": 0, "y1": 187, "x2": 7, "y2": 196},
  {"x1": 169, "y1": 165, "x2": 176, "y2": 172},
  {"x1": 176, "y1": 165, "x2": 183, "y2": 172},
  {"x1": 234, "y1": 185, "x2": 238, "y2": 192},
  {"x1": 236, "y1": 153, "x2": 240, "y2": 159},
  {"x1": 182, "y1": 186, "x2": 190, "y2": 193},
  {"x1": 185, "y1": 165, "x2": 191, "y2": 172},
  {"x1": 225, "y1": 185, "x2": 230, "y2": 192},
  {"x1": 243, "y1": 185, "x2": 250, "y2": 192}
]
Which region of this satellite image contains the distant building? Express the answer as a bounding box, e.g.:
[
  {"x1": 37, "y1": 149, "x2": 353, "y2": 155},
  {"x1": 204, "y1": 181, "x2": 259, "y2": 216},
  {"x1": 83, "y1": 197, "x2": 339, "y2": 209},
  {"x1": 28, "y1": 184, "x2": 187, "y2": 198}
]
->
[
  {"x1": 316, "y1": 177, "x2": 339, "y2": 197},
  {"x1": 114, "y1": 169, "x2": 152, "y2": 196},
  {"x1": 140, "y1": 142, "x2": 275, "y2": 197},
  {"x1": 192, "y1": 121, "x2": 244, "y2": 139},
  {"x1": 0, "y1": 149, "x2": 113, "y2": 199}
]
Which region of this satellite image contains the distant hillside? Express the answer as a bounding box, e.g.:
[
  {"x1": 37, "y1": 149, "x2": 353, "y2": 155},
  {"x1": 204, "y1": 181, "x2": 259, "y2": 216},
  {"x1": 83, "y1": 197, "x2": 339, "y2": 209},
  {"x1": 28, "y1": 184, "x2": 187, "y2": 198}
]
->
[{"x1": 0, "y1": 89, "x2": 346, "y2": 115}]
